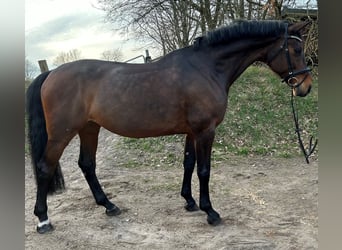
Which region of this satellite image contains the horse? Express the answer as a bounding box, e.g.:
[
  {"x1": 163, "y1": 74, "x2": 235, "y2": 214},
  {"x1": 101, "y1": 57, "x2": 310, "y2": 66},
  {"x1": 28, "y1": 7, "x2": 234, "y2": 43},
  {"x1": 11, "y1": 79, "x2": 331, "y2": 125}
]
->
[{"x1": 26, "y1": 20, "x2": 313, "y2": 234}]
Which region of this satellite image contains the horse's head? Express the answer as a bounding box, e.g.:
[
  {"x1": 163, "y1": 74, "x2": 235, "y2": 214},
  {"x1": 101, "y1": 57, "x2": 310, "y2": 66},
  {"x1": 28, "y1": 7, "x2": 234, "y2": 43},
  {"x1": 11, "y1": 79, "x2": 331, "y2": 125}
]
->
[{"x1": 267, "y1": 21, "x2": 312, "y2": 97}]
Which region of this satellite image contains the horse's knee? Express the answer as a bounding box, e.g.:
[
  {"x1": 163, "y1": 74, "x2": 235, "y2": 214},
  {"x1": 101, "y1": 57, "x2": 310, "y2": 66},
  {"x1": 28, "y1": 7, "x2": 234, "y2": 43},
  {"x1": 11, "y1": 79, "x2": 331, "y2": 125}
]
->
[{"x1": 197, "y1": 168, "x2": 210, "y2": 181}]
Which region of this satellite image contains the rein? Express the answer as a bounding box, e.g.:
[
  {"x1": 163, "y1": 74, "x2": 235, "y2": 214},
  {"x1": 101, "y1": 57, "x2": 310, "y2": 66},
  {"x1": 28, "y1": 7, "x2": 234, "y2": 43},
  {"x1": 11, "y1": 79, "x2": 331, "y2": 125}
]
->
[
  {"x1": 290, "y1": 89, "x2": 318, "y2": 163},
  {"x1": 274, "y1": 23, "x2": 317, "y2": 163}
]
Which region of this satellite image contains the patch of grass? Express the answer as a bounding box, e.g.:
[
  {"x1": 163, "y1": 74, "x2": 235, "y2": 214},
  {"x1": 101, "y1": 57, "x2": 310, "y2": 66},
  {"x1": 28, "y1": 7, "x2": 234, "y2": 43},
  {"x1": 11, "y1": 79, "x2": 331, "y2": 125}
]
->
[
  {"x1": 116, "y1": 135, "x2": 185, "y2": 168},
  {"x1": 216, "y1": 66, "x2": 318, "y2": 158},
  {"x1": 150, "y1": 182, "x2": 180, "y2": 192}
]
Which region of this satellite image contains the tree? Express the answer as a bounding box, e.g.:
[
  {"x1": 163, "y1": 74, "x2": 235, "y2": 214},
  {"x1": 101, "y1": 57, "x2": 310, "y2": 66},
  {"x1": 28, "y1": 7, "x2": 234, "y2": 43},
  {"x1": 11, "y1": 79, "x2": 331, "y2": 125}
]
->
[
  {"x1": 101, "y1": 48, "x2": 123, "y2": 61},
  {"x1": 53, "y1": 49, "x2": 82, "y2": 66},
  {"x1": 97, "y1": 0, "x2": 201, "y2": 55},
  {"x1": 25, "y1": 57, "x2": 39, "y2": 81},
  {"x1": 96, "y1": 0, "x2": 316, "y2": 55},
  {"x1": 140, "y1": 0, "x2": 200, "y2": 54}
]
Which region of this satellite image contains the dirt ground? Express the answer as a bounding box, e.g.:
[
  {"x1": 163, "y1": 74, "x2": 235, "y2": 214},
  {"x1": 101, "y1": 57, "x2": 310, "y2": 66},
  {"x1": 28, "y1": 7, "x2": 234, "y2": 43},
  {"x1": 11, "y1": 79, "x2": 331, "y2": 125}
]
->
[{"x1": 25, "y1": 128, "x2": 318, "y2": 249}]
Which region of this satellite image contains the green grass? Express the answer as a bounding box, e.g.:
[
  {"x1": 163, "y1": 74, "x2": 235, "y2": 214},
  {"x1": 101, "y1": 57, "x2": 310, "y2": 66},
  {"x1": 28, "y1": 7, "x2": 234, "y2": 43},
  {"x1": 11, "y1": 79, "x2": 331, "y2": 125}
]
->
[
  {"x1": 215, "y1": 66, "x2": 318, "y2": 157},
  {"x1": 116, "y1": 135, "x2": 184, "y2": 168},
  {"x1": 117, "y1": 65, "x2": 318, "y2": 165}
]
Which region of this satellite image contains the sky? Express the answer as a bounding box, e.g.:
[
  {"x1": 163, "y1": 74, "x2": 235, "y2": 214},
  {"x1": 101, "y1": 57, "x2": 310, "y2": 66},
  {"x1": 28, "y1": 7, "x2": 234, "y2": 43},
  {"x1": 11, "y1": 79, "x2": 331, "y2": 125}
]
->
[
  {"x1": 25, "y1": 0, "x2": 152, "y2": 68},
  {"x1": 25, "y1": 0, "x2": 317, "y2": 69}
]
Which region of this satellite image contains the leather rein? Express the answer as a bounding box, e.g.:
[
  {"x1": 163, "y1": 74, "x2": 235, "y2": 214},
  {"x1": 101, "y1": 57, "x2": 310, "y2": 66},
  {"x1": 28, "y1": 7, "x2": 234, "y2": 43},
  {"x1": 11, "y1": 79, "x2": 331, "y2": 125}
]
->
[{"x1": 270, "y1": 23, "x2": 317, "y2": 163}]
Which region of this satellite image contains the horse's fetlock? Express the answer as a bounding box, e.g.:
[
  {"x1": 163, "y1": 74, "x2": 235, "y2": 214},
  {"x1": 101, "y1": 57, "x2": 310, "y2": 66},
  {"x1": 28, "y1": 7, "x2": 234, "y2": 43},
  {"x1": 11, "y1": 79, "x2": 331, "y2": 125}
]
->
[
  {"x1": 199, "y1": 203, "x2": 211, "y2": 212},
  {"x1": 181, "y1": 186, "x2": 191, "y2": 197},
  {"x1": 34, "y1": 205, "x2": 48, "y2": 220},
  {"x1": 95, "y1": 195, "x2": 108, "y2": 206}
]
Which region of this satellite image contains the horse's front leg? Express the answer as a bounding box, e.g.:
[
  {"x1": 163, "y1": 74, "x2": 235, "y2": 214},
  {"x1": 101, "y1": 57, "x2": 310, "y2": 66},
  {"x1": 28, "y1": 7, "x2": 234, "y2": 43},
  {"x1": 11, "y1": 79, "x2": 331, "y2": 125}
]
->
[
  {"x1": 196, "y1": 129, "x2": 221, "y2": 225},
  {"x1": 181, "y1": 135, "x2": 199, "y2": 211}
]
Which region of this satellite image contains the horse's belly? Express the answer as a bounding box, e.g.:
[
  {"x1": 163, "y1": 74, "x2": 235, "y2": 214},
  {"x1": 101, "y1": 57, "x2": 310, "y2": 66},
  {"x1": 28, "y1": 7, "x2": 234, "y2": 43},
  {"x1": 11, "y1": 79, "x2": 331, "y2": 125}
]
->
[{"x1": 92, "y1": 105, "x2": 189, "y2": 138}]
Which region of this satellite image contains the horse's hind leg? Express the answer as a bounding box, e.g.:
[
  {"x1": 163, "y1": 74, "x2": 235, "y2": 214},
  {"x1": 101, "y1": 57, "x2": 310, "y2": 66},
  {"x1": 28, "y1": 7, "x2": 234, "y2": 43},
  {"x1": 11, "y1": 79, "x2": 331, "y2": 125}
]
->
[
  {"x1": 78, "y1": 121, "x2": 121, "y2": 216},
  {"x1": 181, "y1": 135, "x2": 199, "y2": 211},
  {"x1": 34, "y1": 139, "x2": 71, "y2": 233}
]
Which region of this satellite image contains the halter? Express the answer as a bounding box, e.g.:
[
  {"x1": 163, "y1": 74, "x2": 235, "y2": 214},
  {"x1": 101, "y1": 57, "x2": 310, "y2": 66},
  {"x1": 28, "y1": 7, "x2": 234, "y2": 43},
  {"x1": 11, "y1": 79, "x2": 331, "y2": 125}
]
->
[{"x1": 268, "y1": 23, "x2": 311, "y2": 88}]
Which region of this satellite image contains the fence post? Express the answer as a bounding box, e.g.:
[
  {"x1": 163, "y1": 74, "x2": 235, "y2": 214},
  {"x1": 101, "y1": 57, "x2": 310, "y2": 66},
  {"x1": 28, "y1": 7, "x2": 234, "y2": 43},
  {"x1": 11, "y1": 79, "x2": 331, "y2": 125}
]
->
[
  {"x1": 38, "y1": 60, "x2": 49, "y2": 73},
  {"x1": 145, "y1": 50, "x2": 152, "y2": 63}
]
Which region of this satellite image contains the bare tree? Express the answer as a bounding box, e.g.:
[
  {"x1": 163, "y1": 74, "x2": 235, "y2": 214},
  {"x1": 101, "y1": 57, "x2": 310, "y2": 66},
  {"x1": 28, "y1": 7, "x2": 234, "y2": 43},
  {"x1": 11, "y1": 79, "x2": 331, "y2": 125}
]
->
[
  {"x1": 97, "y1": 0, "x2": 201, "y2": 55},
  {"x1": 53, "y1": 49, "x2": 82, "y2": 66},
  {"x1": 96, "y1": 0, "x2": 316, "y2": 55},
  {"x1": 101, "y1": 49, "x2": 123, "y2": 61},
  {"x1": 185, "y1": 0, "x2": 225, "y2": 33},
  {"x1": 25, "y1": 57, "x2": 39, "y2": 81},
  {"x1": 140, "y1": 0, "x2": 200, "y2": 54}
]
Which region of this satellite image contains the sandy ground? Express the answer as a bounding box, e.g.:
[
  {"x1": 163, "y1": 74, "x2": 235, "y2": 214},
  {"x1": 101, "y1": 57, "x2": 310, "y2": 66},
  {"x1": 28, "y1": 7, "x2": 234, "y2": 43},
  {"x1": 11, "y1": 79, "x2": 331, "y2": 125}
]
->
[{"x1": 25, "y1": 128, "x2": 318, "y2": 249}]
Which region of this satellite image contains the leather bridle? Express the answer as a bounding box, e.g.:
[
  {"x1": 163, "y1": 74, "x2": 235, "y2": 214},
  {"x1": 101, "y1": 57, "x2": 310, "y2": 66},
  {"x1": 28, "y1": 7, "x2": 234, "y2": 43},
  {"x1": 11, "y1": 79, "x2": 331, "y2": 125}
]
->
[
  {"x1": 268, "y1": 23, "x2": 317, "y2": 164},
  {"x1": 268, "y1": 23, "x2": 311, "y2": 89}
]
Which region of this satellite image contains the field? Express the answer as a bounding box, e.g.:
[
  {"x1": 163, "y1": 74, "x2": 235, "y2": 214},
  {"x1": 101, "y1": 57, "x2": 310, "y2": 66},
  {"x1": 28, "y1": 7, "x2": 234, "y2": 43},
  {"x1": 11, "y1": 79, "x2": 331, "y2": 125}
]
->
[{"x1": 25, "y1": 66, "x2": 318, "y2": 249}]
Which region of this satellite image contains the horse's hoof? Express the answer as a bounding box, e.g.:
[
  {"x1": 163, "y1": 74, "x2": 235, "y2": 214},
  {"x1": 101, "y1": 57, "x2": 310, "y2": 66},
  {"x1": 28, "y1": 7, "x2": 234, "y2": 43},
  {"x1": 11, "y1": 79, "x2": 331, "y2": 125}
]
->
[
  {"x1": 106, "y1": 206, "x2": 121, "y2": 216},
  {"x1": 207, "y1": 213, "x2": 222, "y2": 226},
  {"x1": 36, "y1": 223, "x2": 54, "y2": 234},
  {"x1": 184, "y1": 203, "x2": 199, "y2": 212}
]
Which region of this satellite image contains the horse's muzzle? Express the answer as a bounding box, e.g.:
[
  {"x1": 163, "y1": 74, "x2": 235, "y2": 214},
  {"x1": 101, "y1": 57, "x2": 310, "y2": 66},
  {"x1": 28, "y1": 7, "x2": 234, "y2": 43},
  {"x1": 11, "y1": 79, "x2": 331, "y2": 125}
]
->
[{"x1": 293, "y1": 84, "x2": 311, "y2": 97}]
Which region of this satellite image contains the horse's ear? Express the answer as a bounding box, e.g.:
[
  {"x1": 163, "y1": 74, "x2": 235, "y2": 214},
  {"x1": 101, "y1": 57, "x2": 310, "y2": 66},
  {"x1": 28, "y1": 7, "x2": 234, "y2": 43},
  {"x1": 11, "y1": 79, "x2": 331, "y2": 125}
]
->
[{"x1": 288, "y1": 20, "x2": 312, "y2": 35}]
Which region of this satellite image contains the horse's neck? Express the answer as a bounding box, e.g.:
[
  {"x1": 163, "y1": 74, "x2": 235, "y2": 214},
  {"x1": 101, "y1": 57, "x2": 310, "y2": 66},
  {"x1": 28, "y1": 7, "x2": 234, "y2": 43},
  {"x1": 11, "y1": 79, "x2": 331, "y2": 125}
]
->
[{"x1": 209, "y1": 39, "x2": 273, "y2": 90}]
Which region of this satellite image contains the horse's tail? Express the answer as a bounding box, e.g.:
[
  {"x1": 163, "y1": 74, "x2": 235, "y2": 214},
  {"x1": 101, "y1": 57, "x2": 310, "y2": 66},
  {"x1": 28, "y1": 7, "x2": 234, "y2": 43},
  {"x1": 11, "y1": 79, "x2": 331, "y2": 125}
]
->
[{"x1": 26, "y1": 71, "x2": 65, "y2": 195}]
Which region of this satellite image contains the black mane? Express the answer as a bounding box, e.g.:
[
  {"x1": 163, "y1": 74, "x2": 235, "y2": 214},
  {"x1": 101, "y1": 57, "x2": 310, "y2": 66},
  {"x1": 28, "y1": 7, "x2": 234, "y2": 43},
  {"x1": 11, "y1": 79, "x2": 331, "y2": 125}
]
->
[{"x1": 202, "y1": 20, "x2": 287, "y2": 46}]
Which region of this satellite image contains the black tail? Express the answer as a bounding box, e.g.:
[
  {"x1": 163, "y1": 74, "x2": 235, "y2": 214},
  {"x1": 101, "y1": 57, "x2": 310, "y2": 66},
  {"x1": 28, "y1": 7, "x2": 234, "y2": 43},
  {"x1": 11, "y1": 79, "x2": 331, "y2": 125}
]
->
[{"x1": 26, "y1": 71, "x2": 65, "y2": 194}]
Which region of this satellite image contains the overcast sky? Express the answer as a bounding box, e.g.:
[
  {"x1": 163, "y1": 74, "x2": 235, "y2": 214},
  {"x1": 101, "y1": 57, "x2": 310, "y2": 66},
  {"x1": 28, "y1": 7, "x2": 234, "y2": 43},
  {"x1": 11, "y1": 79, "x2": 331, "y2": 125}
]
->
[
  {"x1": 25, "y1": 0, "x2": 316, "y2": 68},
  {"x1": 25, "y1": 0, "x2": 151, "y2": 67}
]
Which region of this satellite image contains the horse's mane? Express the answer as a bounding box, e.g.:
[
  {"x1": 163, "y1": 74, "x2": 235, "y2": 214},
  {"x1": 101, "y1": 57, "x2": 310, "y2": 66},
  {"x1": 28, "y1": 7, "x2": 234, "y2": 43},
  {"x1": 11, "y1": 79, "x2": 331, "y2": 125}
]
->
[{"x1": 199, "y1": 20, "x2": 287, "y2": 47}]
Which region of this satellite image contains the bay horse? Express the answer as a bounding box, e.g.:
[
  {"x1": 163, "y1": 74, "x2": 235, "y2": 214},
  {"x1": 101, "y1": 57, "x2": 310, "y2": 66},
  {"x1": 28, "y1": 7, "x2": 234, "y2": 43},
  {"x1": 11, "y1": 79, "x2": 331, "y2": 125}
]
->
[{"x1": 26, "y1": 20, "x2": 313, "y2": 233}]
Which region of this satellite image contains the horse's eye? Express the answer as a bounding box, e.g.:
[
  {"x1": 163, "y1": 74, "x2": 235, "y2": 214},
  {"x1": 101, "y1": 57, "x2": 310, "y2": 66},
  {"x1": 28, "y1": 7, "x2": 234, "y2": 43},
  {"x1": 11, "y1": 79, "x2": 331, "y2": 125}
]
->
[{"x1": 294, "y1": 47, "x2": 302, "y2": 55}]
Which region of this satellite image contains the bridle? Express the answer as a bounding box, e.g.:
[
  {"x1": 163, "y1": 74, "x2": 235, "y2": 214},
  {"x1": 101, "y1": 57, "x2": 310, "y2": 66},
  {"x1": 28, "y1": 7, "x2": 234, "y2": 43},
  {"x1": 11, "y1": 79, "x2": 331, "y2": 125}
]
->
[
  {"x1": 269, "y1": 23, "x2": 317, "y2": 164},
  {"x1": 268, "y1": 23, "x2": 311, "y2": 89}
]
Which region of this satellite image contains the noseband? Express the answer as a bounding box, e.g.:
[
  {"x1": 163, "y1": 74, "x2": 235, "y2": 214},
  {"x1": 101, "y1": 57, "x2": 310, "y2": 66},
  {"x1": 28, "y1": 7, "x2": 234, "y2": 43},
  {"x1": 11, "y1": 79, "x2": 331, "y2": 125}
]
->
[{"x1": 268, "y1": 23, "x2": 311, "y2": 89}]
